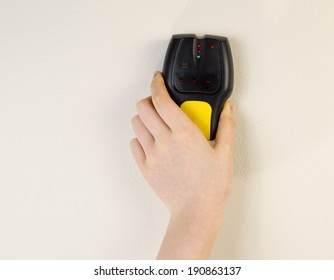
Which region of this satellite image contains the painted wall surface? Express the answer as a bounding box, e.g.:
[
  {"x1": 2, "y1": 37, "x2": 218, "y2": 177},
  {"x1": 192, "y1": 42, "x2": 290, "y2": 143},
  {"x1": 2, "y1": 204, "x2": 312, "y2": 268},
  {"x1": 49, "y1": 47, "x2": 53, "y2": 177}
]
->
[{"x1": 1, "y1": 0, "x2": 334, "y2": 259}]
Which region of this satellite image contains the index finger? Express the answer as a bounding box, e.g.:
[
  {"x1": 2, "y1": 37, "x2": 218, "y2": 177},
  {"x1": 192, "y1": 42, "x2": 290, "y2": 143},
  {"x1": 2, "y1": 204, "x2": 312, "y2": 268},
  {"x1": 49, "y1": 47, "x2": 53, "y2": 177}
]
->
[{"x1": 151, "y1": 72, "x2": 193, "y2": 132}]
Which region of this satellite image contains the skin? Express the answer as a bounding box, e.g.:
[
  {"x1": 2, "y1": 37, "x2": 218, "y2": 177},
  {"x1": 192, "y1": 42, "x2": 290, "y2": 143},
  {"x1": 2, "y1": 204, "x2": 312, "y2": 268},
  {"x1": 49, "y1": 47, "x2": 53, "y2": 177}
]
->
[{"x1": 130, "y1": 72, "x2": 236, "y2": 259}]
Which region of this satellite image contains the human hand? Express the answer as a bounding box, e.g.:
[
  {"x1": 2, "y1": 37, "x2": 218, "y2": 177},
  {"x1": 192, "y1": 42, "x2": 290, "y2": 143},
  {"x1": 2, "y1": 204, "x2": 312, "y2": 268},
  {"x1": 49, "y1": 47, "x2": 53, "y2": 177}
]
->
[{"x1": 130, "y1": 72, "x2": 236, "y2": 259}]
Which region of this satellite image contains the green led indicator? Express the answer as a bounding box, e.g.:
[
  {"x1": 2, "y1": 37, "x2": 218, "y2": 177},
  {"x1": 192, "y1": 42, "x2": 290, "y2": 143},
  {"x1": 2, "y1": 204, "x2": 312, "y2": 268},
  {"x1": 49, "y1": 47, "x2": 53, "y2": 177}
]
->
[{"x1": 196, "y1": 55, "x2": 201, "y2": 59}]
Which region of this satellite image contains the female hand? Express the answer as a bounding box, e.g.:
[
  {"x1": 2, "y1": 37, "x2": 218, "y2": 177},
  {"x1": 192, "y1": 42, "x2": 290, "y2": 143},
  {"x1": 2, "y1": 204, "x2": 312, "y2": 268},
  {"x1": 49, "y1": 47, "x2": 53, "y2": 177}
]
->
[{"x1": 130, "y1": 72, "x2": 236, "y2": 259}]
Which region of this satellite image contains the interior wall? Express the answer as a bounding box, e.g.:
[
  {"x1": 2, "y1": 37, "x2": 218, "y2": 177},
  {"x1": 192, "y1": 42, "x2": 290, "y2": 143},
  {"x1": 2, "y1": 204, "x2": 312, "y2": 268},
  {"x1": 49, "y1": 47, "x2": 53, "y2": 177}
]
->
[{"x1": 0, "y1": 0, "x2": 334, "y2": 259}]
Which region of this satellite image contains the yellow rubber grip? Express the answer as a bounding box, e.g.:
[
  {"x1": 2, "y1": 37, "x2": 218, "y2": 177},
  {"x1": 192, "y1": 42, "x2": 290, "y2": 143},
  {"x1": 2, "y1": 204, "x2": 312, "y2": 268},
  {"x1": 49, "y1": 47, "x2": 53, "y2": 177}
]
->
[{"x1": 180, "y1": 100, "x2": 212, "y2": 140}]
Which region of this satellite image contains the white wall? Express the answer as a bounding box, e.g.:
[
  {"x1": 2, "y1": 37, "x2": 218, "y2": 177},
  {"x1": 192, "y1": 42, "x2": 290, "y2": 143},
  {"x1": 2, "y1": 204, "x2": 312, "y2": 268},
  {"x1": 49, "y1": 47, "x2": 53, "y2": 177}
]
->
[{"x1": 1, "y1": 0, "x2": 334, "y2": 259}]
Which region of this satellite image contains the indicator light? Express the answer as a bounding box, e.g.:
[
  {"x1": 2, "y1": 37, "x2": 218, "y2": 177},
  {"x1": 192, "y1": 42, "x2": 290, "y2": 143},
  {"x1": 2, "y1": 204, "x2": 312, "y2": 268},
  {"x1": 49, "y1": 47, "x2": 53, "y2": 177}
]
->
[
  {"x1": 197, "y1": 49, "x2": 201, "y2": 53},
  {"x1": 196, "y1": 55, "x2": 201, "y2": 59},
  {"x1": 179, "y1": 77, "x2": 184, "y2": 83},
  {"x1": 197, "y1": 44, "x2": 201, "y2": 48},
  {"x1": 206, "y1": 79, "x2": 211, "y2": 84},
  {"x1": 192, "y1": 79, "x2": 197, "y2": 83},
  {"x1": 210, "y1": 44, "x2": 215, "y2": 49}
]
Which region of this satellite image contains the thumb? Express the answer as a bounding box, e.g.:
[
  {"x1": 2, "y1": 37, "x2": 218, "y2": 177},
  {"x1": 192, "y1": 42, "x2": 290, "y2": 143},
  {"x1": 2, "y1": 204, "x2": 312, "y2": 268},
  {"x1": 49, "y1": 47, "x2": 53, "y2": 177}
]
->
[{"x1": 214, "y1": 101, "x2": 236, "y2": 151}]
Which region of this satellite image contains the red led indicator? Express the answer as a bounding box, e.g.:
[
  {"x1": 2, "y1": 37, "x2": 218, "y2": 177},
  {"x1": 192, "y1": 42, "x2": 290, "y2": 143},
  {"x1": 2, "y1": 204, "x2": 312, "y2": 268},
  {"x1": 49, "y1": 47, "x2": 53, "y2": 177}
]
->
[
  {"x1": 192, "y1": 79, "x2": 197, "y2": 83},
  {"x1": 206, "y1": 80, "x2": 211, "y2": 84},
  {"x1": 210, "y1": 44, "x2": 215, "y2": 49},
  {"x1": 197, "y1": 49, "x2": 201, "y2": 53},
  {"x1": 197, "y1": 44, "x2": 201, "y2": 48},
  {"x1": 179, "y1": 78, "x2": 184, "y2": 83}
]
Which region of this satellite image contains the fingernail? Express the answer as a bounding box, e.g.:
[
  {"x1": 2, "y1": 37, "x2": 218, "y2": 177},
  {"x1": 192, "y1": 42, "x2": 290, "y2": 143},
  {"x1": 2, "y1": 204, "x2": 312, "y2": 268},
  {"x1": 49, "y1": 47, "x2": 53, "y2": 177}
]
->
[
  {"x1": 153, "y1": 71, "x2": 160, "y2": 77},
  {"x1": 224, "y1": 101, "x2": 234, "y2": 112}
]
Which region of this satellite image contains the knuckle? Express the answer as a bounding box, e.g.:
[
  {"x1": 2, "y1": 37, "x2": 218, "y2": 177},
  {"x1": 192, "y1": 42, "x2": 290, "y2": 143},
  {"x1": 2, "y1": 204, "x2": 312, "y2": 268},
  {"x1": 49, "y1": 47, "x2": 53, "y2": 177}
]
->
[
  {"x1": 131, "y1": 115, "x2": 140, "y2": 126},
  {"x1": 136, "y1": 98, "x2": 149, "y2": 112},
  {"x1": 150, "y1": 78, "x2": 156, "y2": 90},
  {"x1": 151, "y1": 91, "x2": 163, "y2": 106},
  {"x1": 151, "y1": 78, "x2": 164, "y2": 94},
  {"x1": 129, "y1": 137, "x2": 138, "y2": 148},
  {"x1": 150, "y1": 80, "x2": 160, "y2": 95},
  {"x1": 136, "y1": 99, "x2": 144, "y2": 111}
]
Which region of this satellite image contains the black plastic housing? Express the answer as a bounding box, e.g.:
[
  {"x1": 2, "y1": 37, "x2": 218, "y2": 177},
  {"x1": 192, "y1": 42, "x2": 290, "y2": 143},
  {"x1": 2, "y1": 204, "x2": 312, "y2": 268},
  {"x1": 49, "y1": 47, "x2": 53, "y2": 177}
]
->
[{"x1": 162, "y1": 34, "x2": 234, "y2": 140}]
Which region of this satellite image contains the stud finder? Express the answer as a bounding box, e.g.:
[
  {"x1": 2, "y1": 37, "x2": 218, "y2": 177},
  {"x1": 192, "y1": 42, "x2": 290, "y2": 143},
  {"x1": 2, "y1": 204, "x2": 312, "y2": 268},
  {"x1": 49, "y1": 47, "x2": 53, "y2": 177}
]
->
[{"x1": 162, "y1": 34, "x2": 234, "y2": 140}]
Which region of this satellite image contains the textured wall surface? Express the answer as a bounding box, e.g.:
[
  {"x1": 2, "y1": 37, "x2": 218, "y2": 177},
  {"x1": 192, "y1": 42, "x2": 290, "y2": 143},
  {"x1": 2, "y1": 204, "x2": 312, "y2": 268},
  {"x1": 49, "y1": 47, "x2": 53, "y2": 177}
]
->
[{"x1": 1, "y1": 0, "x2": 334, "y2": 259}]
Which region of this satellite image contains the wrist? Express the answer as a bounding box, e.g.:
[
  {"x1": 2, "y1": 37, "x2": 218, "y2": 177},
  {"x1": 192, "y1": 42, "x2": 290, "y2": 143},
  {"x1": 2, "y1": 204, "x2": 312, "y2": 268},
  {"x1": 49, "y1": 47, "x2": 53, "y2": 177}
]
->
[
  {"x1": 170, "y1": 199, "x2": 226, "y2": 227},
  {"x1": 169, "y1": 204, "x2": 225, "y2": 235},
  {"x1": 157, "y1": 207, "x2": 225, "y2": 259}
]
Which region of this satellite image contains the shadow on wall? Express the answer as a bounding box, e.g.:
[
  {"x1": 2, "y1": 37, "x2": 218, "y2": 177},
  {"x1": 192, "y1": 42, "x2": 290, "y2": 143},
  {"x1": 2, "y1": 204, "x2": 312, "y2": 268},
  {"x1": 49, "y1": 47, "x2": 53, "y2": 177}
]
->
[
  {"x1": 213, "y1": 38, "x2": 256, "y2": 260},
  {"x1": 170, "y1": 0, "x2": 256, "y2": 259}
]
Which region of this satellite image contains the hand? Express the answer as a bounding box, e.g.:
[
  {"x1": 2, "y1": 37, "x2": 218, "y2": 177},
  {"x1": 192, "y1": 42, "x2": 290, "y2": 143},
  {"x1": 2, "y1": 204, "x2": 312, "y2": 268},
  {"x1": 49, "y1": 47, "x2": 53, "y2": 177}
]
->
[{"x1": 130, "y1": 72, "x2": 236, "y2": 259}]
